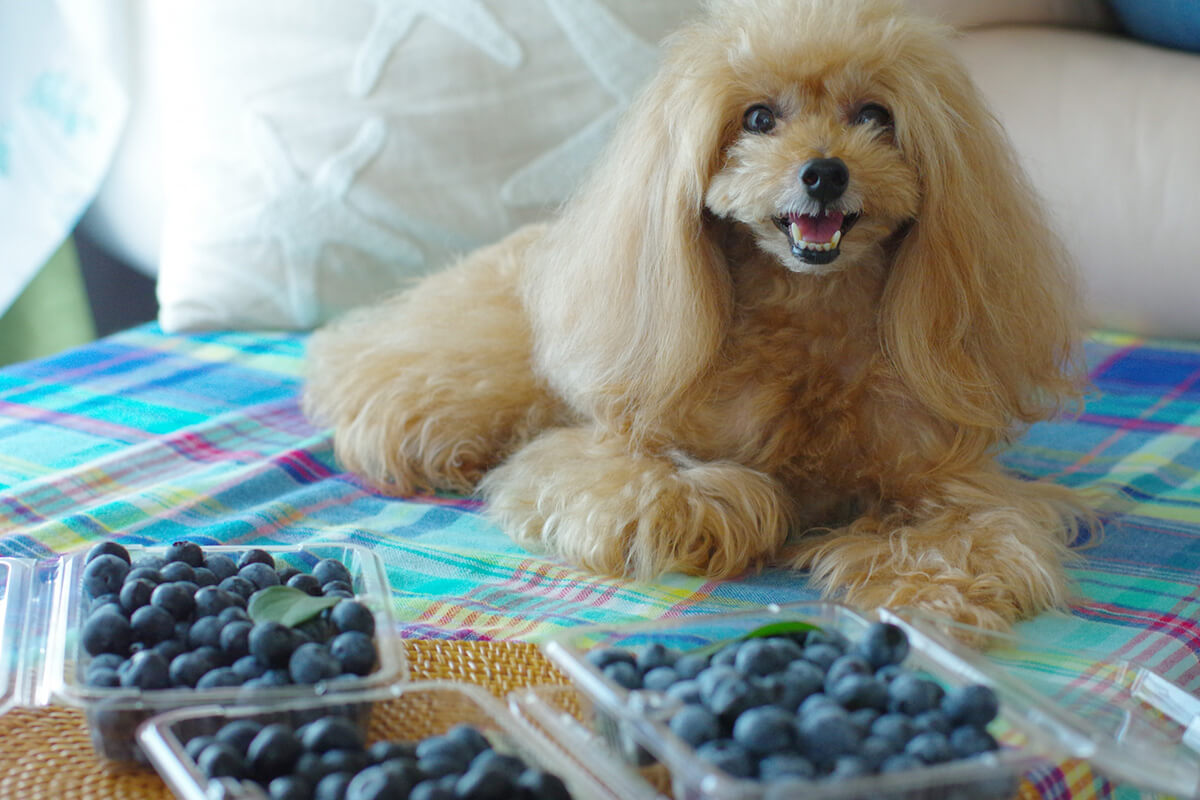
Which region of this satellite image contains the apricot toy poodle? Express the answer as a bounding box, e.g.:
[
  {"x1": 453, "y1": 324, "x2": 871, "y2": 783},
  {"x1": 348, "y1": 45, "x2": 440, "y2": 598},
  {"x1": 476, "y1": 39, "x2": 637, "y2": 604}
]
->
[{"x1": 304, "y1": 0, "x2": 1090, "y2": 630}]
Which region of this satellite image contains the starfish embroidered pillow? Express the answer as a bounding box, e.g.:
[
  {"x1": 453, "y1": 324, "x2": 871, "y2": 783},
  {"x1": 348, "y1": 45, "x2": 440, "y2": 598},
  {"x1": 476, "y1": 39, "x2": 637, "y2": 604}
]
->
[{"x1": 151, "y1": 0, "x2": 699, "y2": 332}]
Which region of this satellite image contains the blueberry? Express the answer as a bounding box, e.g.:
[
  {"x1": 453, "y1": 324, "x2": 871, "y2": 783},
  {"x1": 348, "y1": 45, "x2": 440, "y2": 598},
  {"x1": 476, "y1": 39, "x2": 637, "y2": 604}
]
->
[
  {"x1": 888, "y1": 673, "x2": 945, "y2": 716},
  {"x1": 322, "y1": 583, "x2": 354, "y2": 599},
  {"x1": 86, "y1": 667, "x2": 120, "y2": 687},
  {"x1": 905, "y1": 731, "x2": 953, "y2": 764},
  {"x1": 240, "y1": 562, "x2": 281, "y2": 591},
  {"x1": 196, "y1": 667, "x2": 244, "y2": 689},
  {"x1": 707, "y1": 675, "x2": 769, "y2": 719},
  {"x1": 126, "y1": 568, "x2": 164, "y2": 587},
  {"x1": 830, "y1": 674, "x2": 889, "y2": 711},
  {"x1": 297, "y1": 615, "x2": 337, "y2": 644},
  {"x1": 380, "y1": 758, "x2": 423, "y2": 792},
  {"x1": 469, "y1": 750, "x2": 526, "y2": 781},
  {"x1": 300, "y1": 716, "x2": 364, "y2": 753},
  {"x1": 89, "y1": 593, "x2": 122, "y2": 614},
  {"x1": 642, "y1": 666, "x2": 679, "y2": 691},
  {"x1": 82, "y1": 554, "x2": 130, "y2": 598},
  {"x1": 803, "y1": 643, "x2": 841, "y2": 672},
  {"x1": 416, "y1": 735, "x2": 475, "y2": 772},
  {"x1": 880, "y1": 753, "x2": 922, "y2": 773},
  {"x1": 758, "y1": 753, "x2": 816, "y2": 781},
  {"x1": 315, "y1": 772, "x2": 354, "y2": 800},
  {"x1": 445, "y1": 724, "x2": 491, "y2": 759},
  {"x1": 151, "y1": 581, "x2": 196, "y2": 620},
  {"x1": 798, "y1": 692, "x2": 839, "y2": 717},
  {"x1": 290, "y1": 642, "x2": 342, "y2": 684},
  {"x1": 85, "y1": 541, "x2": 131, "y2": 565},
  {"x1": 783, "y1": 659, "x2": 825, "y2": 697},
  {"x1": 856, "y1": 622, "x2": 911, "y2": 669},
  {"x1": 170, "y1": 649, "x2": 222, "y2": 687},
  {"x1": 329, "y1": 631, "x2": 376, "y2": 676},
  {"x1": 636, "y1": 642, "x2": 676, "y2": 672},
  {"x1": 153, "y1": 638, "x2": 188, "y2": 663},
  {"x1": 734, "y1": 638, "x2": 790, "y2": 677},
  {"x1": 586, "y1": 646, "x2": 635, "y2": 672},
  {"x1": 330, "y1": 599, "x2": 375, "y2": 636},
  {"x1": 197, "y1": 741, "x2": 248, "y2": 779},
  {"x1": 417, "y1": 755, "x2": 461, "y2": 780},
  {"x1": 764, "y1": 636, "x2": 805, "y2": 664},
  {"x1": 517, "y1": 769, "x2": 571, "y2": 800},
  {"x1": 189, "y1": 615, "x2": 225, "y2": 649},
  {"x1": 192, "y1": 567, "x2": 218, "y2": 587},
  {"x1": 230, "y1": 655, "x2": 266, "y2": 681},
  {"x1": 205, "y1": 553, "x2": 239, "y2": 582},
  {"x1": 949, "y1": 725, "x2": 998, "y2": 757},
  {"x1": 216, "y1": 719, "x2": 265, "y2": 755},
  {"x1": 602, "y1": 661, "x2": 641, "y2": 690},
  {"x1": 277, "y1": 566, "x2": 302, "y2": 584},
  {"x1": 697, "y1": 665, "x2": 739, "y2": 703},
  {"x1": 368, "y1": 741, "x2": 418, "y2": 763},
  {"x1": 848, "y1": 707, "x2": 882, "y2": 735},
  {"x1": 796, "y1": 708, "x2": 861, "y2": 762},
  {"x1": 806, "y1": 629, "x2": 849, "y2": 651},
  {"x1": 754, "y1": 674, "x2": 806, "y2": 712},
  {"x1": 238, "y1": 548, "x2": 276, "y2": 570},
  {"x1": 313, "y1": 558, "x2": 353, "y2": 587},
  {"x1": 345, "y1": 764, "x2": 410, "y2": 800},
  {"x1": 194, "y1": 586, "x2": 237, "y2": 618},
  {"x1": 829, "y1": 755, "x2": 871, "y2": 779},
  {"x1": 185, "y1": 735, "x2": 216, "y2": 763},
  {"x1": 665, "y1": 678, "x2": 702, "y2": 704},
  {"x1": 695, "y1": 739, "x2": 755, "y2": 778},
  {"x1": 218, "y1": 606, "x2": 251, "y2": 625},
  {"x1": 321, "y1": 748, "x2": 370, "y2": 776},
  {"x1": 912, "y1": 709, "x2": 953, "y2": 735},
  {"x1": 220, "y1": 575, "x2": 257, "y2": 600},
  {"x1": 875, "y1": 664, "x2": 904, "y2": 684},
  {"x1": 860, "y1": 735, "x2": 899, "y2": 768},
  {"x1": 166, "y1": 540, "x2": 205, "y2": 567},
  {"x1": 288, "y1": 573, "x2": 323, "y2": 596},
  {"x1": 674, "y1": 652, "x2": 710, "y2": 679},
  {"x1": 250, "y1": 621, "x2": 299, "y2": 669},
  {"x1": 81, "y1": 608, "x2": 133, "y2": 656},
  {"x1": 221, "y1": 620, "x2": 253, "y2": 659},
  {"x1": 669, "y1": 704, "x2": 721, "y2": 747},
  {"x1": 87, "y1": 653, "x2": 126, "y2": 674},
  {"x1": 733, "y1": 706, "x2": 797, "y2": 755},
  {"x1": 268, "y1": 775, "x2": 313, "y2": 800},
  {"x1": 824, "y1": 654, "x2": 872, "y2": 692},
  {"x1": 118, "y1": 650, "x2": 170, "y2": 690},
  {"x1": 942, "y1": 684, "x2": 999, "y2": 727},
  {"x1": 132, "y1": 555, "x2": 166, "y2": 571},
  {"x1": 870, "y1": 713, "x2": 916, "y2": 749},
  {"x1": 409, "y1": 779, "x2": 454, "y2": 800},
  {"x1": 160, "y1": 561, "x2": 196, "y2": 584}
]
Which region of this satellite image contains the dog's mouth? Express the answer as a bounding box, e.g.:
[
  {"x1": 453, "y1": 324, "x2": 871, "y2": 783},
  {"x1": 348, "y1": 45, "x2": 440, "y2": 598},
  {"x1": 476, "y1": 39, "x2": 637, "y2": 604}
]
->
[{"x1": 773, "y1": 210, "x2": 860, "y2": 265}]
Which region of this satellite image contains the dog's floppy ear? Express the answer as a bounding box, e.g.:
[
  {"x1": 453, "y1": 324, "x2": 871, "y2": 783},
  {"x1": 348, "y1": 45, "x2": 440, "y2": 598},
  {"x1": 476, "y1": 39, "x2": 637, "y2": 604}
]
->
[
  {"x1": 880, "y1": 50, "x2": 1084, "y2": 438},
  {"x1": 524, "y1": 27, "x2": 734, "y2": 434}
]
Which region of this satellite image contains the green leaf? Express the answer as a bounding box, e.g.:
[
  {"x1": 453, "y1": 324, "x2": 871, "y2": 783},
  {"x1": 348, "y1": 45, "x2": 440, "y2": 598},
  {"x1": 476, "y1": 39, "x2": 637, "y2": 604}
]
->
[
  {"x1": 690, "y1": 620, "x2": 821, "y2": 657},
  {"x1": 248, "y1": 585, "x2": 340, "y2": 627}
]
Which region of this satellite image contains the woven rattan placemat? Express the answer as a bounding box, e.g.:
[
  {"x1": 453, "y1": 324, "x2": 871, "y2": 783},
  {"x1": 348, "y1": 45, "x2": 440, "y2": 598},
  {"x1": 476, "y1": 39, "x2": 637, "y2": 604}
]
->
[{"x1": 0, "y1": 640, "x2": 567, "y2": 800}]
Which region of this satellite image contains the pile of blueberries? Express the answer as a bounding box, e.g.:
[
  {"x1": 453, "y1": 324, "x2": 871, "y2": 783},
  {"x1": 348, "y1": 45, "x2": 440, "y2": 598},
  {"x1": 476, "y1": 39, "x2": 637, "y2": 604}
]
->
[
  {"x1": 187, "y1": 714, "x2": 574, "y2": 800},
  {"x1": 586, "y1": 622, "x2": 1005, "y2": 788},
  {"x1": 80, "y1": 540, "x2": 378, "y2": 692}
]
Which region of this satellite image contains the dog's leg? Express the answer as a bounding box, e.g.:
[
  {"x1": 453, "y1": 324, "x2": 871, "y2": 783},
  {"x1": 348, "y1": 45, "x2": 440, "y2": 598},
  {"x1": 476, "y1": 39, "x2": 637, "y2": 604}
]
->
[
  {"x1": 482, "y1": 427, "x2": 795, "y2": 578},
  {"x1": 787, "y1": 472, "x2": 1086, "y2": 630},
  {"x1": 303, "y1": 226, "x2": 565, "y2": 494}
]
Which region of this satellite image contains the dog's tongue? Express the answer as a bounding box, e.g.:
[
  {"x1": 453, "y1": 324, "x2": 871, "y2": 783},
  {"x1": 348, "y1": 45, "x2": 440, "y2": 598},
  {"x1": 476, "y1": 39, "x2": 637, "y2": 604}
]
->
[{"x1": 791, "y1": 210, "x2": 844, "y2": 244}]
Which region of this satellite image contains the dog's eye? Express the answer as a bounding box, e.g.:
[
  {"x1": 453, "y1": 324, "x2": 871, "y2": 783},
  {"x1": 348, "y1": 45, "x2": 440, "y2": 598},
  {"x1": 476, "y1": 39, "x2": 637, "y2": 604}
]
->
[
  {"x1": 853, "y1": 103, "x2": 892, "y2": 128},
  {"x1": 743, "y1": 105, "x2": 776, "y2": 134}
]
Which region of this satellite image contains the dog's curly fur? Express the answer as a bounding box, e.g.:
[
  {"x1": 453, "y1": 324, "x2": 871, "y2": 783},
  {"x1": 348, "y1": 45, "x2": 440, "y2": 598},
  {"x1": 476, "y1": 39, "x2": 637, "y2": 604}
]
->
[{"x1": 304, "y1": 0, "x2": 1090, "y2": 630}]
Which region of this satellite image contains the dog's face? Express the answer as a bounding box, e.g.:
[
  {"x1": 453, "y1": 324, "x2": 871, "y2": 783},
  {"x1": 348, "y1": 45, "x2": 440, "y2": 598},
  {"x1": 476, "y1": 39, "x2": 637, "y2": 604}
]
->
[{"x1": 701, "y1": 6, "x2": 925, "y2": 275}]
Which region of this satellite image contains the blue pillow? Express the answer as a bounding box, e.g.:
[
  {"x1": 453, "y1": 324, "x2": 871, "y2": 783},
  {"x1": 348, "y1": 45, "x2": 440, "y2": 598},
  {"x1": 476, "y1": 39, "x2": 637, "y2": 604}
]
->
[{"x1": 1108, "y1": 0, "x2": 1200, "y2": 52}]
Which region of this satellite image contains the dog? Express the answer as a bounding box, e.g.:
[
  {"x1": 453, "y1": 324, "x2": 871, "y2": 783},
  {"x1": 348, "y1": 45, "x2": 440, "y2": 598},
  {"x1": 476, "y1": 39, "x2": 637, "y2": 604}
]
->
[{"x1": 304, "y1": 0, "x2": 1090, "y2": 631}]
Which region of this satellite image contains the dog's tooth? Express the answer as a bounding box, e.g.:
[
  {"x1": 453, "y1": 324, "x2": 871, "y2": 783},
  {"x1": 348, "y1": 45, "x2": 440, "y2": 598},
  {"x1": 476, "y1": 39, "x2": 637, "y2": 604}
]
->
[
  {"x1": 790, "y1": 221, "x2": 802, "y2": 243},
  {"x1": 831, "y1": 230, "x2": 842, "y2": 248}
]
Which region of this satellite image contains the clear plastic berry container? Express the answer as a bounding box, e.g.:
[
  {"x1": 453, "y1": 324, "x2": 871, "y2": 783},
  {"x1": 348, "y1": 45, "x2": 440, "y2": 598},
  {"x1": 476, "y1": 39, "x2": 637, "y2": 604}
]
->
[
  {"x1": 1, "y1": 542, "x2": 405, "y2": 763},
  {"x1": 137, "y1": 679, "x2": 628, "y2": 800},
  {"x1": 540, "y1": 602, "x2": 1200, "y2": 800}
]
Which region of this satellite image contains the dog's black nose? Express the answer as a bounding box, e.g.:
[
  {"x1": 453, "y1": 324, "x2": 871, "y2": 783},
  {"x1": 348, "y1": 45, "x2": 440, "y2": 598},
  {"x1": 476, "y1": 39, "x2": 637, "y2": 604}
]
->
[{"x1": 799, "y1": 158, "x2": 849, "y2": 204}]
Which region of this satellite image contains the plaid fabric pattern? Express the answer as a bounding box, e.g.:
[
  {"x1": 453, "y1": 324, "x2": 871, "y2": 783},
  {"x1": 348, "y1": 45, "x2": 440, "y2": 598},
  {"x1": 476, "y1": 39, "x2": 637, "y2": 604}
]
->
[{"x1": 1, "y1": 325, "x2": 1197, "y2": 798}]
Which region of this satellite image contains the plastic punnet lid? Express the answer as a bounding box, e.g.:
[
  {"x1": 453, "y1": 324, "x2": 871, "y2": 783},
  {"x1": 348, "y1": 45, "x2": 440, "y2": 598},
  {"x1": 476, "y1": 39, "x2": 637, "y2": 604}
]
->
[
  {"x1": 0, "y1": 558, "x2": 36, "y2": 717},
  {"x1": 889, "y1": 609, "x2": 1200, "y2": 799}
]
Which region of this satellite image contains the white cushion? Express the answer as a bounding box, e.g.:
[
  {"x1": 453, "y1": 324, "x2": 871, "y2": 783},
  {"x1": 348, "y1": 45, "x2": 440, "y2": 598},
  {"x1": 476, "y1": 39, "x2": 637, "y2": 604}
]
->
[
  {"x1": 954, "y1": 26, "x2": 1200, "y2": 338},
  {"x1": 151, "y1": 0, "x2": 699, "y2": 332}
]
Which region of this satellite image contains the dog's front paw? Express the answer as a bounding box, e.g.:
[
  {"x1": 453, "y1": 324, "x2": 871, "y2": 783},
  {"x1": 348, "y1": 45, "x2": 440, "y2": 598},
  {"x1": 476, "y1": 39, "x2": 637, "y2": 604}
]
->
[{"x1": 483, "y1": 429, "x2": 794, "y2": 579}]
